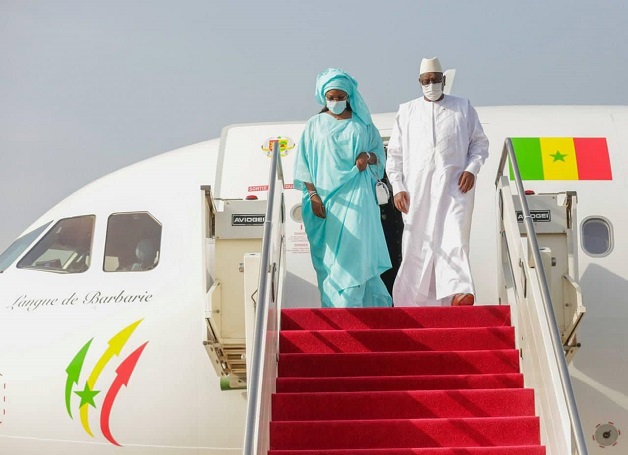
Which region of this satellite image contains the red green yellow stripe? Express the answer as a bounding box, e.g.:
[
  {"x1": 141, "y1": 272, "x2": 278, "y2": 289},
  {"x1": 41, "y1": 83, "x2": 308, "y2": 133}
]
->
[{"x1": 509, "y1": 137, "x2": 612, "y2": 180}]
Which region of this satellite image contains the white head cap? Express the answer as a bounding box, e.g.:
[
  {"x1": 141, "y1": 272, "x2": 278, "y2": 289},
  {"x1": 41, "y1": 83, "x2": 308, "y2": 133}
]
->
[{"x1": 419, "y1": 57, "x2": 443, "y2": 75}]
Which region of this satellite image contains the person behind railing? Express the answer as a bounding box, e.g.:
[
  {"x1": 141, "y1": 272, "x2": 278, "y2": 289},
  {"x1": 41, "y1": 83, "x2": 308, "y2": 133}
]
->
[
  {"x1": 294, "y1": 68, "x2": 392, "y2": 308},
  {"x1": 386, "y1": 57, "x2": 489, "y2": 307}
]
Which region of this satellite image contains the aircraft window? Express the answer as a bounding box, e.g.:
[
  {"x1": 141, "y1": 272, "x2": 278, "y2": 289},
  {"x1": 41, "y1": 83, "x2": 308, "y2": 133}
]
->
[
  {"x1": 17, "y1": 216, "x2": 95, "y2": 273},
  {"x1": 581, "y1": 217, "x2": 613, "y2": 257},
  {"x1": 0, "y1": 222, "x2": 52, "y2": 273},
  {"x1": 290, "y1": 204, "x2": 303, "y2": 223},
  {"x1": 103, "y1": 212, "x2": 162, "y2": 272}
]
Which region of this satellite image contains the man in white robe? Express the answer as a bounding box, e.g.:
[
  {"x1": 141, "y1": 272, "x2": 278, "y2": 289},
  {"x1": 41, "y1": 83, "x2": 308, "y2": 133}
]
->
[{"x1": 386, "y1": 57, "x2": 489, "y2": 306}]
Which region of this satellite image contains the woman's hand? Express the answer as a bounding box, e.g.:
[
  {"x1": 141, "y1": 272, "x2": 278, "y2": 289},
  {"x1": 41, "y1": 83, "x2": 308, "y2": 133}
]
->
[
  {"x1": 310, "y1": 194, "x2": 326, "y2": 218},
  {"x1": 355, "y1": 152, "x2": 370, "y2": 171}
]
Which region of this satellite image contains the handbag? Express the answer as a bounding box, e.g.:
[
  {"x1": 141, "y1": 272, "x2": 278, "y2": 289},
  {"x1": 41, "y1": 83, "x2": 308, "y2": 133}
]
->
[
  {"x1": 375, "y1": 181, "x2": 391, "y2": 205},
  {"x1": 368, "y1": 162, "x2": 391, "y2": 205}
]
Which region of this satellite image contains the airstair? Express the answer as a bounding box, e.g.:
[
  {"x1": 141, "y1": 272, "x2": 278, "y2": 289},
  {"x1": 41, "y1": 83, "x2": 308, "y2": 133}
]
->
[
  {"x1": 271, "y1": 305, "x2": 543, "y2": 454},
  {"x1": 202, "y1": 139, "x2": 590, "y2": 454}
]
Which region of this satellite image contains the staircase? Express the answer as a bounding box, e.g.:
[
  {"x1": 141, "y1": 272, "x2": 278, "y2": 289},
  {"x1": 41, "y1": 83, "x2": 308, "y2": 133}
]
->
[{"x1": 269, "y1": 305, "x2": 546, "y2": 454}]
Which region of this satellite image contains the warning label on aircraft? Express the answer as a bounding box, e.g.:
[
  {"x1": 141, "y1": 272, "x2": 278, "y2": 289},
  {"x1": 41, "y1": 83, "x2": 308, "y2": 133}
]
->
[
  {"x1": 247, "y1": 183, "x2": 294, "y2": 192},
  {"x1": 232, "y1": 214, "x2": 265, "y2": 226},
  {"x1": 516, "y1": 210, "x2": 551, "y2": 223},
  {"x1": 287, "y1": 229, "x2": 310, "y2": 254}
]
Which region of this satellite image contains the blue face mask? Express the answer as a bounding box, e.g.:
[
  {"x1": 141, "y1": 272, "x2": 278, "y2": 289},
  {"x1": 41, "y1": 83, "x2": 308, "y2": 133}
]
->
[{"x1": 326, "y1": 100, "x2": 347, "y2": 115}]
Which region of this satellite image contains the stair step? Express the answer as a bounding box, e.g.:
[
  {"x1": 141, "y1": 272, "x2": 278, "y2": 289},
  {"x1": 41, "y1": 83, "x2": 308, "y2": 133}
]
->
[
  {"x1": 270, "y1": 416, "x2": 540, "y2": 450},
  {"x1": 272, "y1": 389, "x2": 535, "y2": 421},
  {"x1": 281, "y1": 306, "x2": 511, "y2": 331},
  {"x1": 269, "y1": 447, "x2": 546, "y2": 455},
  {"x1": 276, "y1": 373, "x2": 525, "y2": 393},
  {"x1": 280, "y1": 327, "x2": 515, "y2": 353},
  {"x1": 278, "y1": 350, "x2": 520, "y2": 378}
]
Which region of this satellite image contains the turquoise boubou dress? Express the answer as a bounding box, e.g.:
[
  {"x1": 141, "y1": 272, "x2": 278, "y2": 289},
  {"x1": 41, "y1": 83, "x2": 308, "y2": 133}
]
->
[{"x1": 294, "y1": 113, "x2": 392, "y2": 308}]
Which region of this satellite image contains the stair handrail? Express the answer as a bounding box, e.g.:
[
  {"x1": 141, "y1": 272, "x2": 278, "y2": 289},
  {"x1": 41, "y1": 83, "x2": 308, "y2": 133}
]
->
[
  {"x1": 242, "y1": 140, "x2": 284, "y2": 455},
  {"x1": 495, "y1": 138, "x2": 588, "y2": 455}
]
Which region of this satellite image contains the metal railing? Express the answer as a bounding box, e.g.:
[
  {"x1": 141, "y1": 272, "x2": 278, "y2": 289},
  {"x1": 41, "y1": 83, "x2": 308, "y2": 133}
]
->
[
  {"x1": 242, "y1": 140, "x2": 284, "y2": 455},
  {"x1": 496, "y1": 138, "x2": 588, "y2": 455}
]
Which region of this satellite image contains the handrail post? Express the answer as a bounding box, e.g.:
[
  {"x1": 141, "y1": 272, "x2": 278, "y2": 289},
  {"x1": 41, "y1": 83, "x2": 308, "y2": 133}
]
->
[
  {"x1": 242, "y1": 140, "x2": 281, "y2": 455},
  {"x1": 496, "y1": 139, "x2": 588, "y2": 455}
]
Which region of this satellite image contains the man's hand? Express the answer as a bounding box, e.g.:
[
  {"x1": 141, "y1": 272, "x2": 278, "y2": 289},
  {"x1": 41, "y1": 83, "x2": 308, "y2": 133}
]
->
[
  {"x1": 458, "y1": 171, "x2": 475, "y2": 193},
  {"x1": 355, "y1": 152, "x2": 369, "y2": 171},
  {"x1": 394, "y1": 191, "x2": 410, "y2": 214},
  {"x1": 310, "y1": 194, "x2": 326, "y2": 218}
]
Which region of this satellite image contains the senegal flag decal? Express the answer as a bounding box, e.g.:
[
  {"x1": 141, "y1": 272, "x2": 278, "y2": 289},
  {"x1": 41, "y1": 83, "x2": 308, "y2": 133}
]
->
[{"x1": 509, "y1": 137, "x2": 612, "y2": 180}]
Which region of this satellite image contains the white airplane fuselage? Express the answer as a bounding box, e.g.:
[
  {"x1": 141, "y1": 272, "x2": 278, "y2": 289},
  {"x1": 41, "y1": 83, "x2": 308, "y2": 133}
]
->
[{"x1": 0, "y1": 105, "x2": 627, "y2": 454}]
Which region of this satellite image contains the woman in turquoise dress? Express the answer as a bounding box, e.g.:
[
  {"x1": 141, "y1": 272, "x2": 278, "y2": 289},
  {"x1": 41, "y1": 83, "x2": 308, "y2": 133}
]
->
[{"x1": 294, "y1": 68, "x2": 392, "y2": 308}]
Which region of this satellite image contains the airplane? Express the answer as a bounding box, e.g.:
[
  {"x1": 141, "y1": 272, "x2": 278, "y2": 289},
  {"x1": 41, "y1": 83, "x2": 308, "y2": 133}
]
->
[{"x1": 0, "y1": 77, "x2": 627, "y2": 453}]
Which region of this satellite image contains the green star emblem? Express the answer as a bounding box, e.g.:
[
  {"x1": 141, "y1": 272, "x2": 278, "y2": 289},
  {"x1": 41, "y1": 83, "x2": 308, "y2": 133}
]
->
[
  {"x1": 75, "y1": 383, "x2": 100, "y2": 408},
  {"x1": 550, "y1": 151, "x2": 567, "y2": 162}
]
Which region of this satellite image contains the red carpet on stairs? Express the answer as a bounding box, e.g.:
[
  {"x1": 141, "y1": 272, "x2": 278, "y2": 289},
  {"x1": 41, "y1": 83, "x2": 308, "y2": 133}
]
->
[{"x1": 269, "y1": 305, "x2": 545, "y2": 455}]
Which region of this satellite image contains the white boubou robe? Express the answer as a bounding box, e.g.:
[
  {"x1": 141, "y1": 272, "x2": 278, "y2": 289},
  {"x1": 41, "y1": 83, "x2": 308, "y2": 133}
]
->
[{"x1": 386, "y1": 95, "x2": 489, "y2": 306}]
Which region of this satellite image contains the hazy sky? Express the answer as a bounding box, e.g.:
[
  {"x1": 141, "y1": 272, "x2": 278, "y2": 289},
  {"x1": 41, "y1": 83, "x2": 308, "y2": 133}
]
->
[{"x1": 1, "y1": 0, "x2": 627, "y2": 252}]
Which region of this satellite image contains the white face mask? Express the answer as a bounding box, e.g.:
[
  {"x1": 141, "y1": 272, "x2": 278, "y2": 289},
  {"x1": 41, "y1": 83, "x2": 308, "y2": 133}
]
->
[
  {"x1": 422, "y1": 82, "x2": 443, "y2": 101},
  {"x1": 326, "y1": 100, "x2": 347, "y2": 115}
]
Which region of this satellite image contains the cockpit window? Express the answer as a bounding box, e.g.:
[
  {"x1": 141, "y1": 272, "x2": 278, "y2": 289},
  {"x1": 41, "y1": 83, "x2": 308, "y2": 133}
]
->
[
  {"x1": 581, "y1": 216, "x2": 613, "y2": 257},
  {"x1": 0, "y1": 222, "x2": 52, "y2": 272},
  {"x1": 17, "y1": 216, "x2": 95, "y2": 273},
  {"x1": 103, "y1": 212, "x2": 162, "y2": 272}
]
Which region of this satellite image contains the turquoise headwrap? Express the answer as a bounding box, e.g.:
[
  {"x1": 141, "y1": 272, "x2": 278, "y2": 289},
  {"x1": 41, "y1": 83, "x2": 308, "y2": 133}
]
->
[{"x1": 315, "y1": 68, "x2": 373, "y2": 125}]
